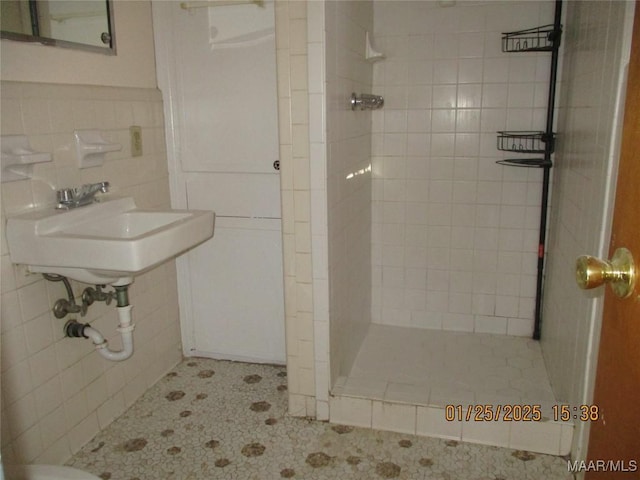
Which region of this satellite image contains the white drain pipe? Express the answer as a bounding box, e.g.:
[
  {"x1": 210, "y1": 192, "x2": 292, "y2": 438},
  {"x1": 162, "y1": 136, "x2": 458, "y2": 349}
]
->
[{"x1": 83, "y1": 305, "x2": 135, "y2": 361}]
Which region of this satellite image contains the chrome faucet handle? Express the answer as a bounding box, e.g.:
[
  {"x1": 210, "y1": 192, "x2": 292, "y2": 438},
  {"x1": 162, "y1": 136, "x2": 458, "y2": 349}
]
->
[
  {"x1": 55, "y1": 182, "x2": 110, "y2": 209},
  {"x1": 57, "y1": 188, "x2": 75, "y2": 203},
  {"x1": 78, "y1": 181, "x2": 109, "y2": 195}
]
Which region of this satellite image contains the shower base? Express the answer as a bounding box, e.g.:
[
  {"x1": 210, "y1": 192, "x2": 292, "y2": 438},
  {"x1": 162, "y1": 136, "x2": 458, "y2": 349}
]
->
[{"x1": 329, "y1": 324, "x2": 573, "y2": 456}]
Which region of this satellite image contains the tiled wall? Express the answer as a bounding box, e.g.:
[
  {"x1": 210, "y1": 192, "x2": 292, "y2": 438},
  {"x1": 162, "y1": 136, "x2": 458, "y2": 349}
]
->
[
  {"x1": 0, "y1": 82, "x2": 181, "y2": 464},
  {"x1": 324, "y1": 2, "x2": 374, "y2": 388},
  {"x1": 274, "y1": 1, "x2": 318, "y2": 418},
  {"x1": 370, "y1": 1, "x2": 554, "y2": 336},
  {"x1": 541, "y1": 0, "x2": 633, "y2": 462},
  {"x1": 276, "y1": 0, "x2": 374, "y2": 418},
  {"x1": 307, "y1": 1, "x2": 330, "y2": 420}
]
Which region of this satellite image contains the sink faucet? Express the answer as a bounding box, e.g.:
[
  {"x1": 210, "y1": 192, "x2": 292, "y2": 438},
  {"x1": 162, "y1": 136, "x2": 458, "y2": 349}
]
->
[{"x1": 56, "y1": 181, "x2": 110, "y2": 209}]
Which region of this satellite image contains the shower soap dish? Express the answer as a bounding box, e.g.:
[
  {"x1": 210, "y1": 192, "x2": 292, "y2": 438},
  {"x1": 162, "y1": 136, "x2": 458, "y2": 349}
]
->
[
  {"x1": 365, "y1": 32, "x2": 385, "y2": 62},
  {"x1": 1, "y1": 135, "x2": 52, "y2": 183},
  {"x1": 74, "y1": 130, "x2": 122, "y2": 169}
]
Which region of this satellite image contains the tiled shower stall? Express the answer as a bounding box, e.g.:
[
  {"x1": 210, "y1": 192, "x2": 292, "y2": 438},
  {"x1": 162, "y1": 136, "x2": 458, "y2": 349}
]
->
[
  {"x1": 279, "y1": 0, "x2": 634, "y2": 460},
  {"x1": 306, "y1": 0, "x2": 572, "y2": 456}
]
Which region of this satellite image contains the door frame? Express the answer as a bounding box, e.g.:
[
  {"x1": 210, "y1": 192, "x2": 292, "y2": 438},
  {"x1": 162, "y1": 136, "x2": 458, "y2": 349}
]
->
[{"x1": 151, "y1": 1, "x2": 196, "y2": 353}]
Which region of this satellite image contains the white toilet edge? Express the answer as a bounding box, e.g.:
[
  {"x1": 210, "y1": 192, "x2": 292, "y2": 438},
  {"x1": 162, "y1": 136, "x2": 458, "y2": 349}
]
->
[{"x1": 3, "y1": 464, "x2": 101, "y2": 480}]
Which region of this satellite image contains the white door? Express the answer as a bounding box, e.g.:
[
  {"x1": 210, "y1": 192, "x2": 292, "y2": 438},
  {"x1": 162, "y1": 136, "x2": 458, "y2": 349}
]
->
[{"x1": 152, "y1": 1, "x2": 285, "y2": 363}]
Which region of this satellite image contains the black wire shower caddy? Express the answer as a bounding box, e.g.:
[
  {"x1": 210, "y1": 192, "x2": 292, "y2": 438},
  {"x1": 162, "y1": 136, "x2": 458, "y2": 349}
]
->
[
  {"x1": 501, "y1": 24, "x2": 560, "y2": 52},
  {"x1": 496, "y1": 0, "x2": 563, "y2": 340}
]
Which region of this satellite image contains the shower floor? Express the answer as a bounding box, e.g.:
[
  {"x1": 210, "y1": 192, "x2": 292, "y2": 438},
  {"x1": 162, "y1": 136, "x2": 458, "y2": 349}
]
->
[{"x1": 330, "y1": 324, "x2": 573, "y2": 456}]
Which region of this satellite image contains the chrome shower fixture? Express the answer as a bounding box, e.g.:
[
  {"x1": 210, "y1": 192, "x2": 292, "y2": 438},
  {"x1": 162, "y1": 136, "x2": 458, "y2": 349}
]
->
[{"x1": 351, "y1": 92, "x2": 384, "y2": 111}]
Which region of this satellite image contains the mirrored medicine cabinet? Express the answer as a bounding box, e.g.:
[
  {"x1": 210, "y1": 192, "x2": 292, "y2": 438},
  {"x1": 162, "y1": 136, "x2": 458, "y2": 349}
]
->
[{"x1": 1, "y1": 0, "x2": 115, "y2": 54}]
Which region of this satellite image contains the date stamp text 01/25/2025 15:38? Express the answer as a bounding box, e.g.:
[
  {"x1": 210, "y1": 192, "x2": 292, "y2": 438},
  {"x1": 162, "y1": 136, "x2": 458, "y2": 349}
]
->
[{"x1": 444, "y1": 404, "x2": 601, "y2": 422}]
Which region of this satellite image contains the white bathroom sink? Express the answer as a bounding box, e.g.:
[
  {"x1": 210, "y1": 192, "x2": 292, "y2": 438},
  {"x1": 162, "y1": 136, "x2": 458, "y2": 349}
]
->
[{"x1": 6, "y1": 196, "x2": 215, "y2": 285}]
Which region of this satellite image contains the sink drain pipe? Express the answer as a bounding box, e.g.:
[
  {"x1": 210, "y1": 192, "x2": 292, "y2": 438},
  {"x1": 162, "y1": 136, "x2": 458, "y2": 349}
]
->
[{"x1": 64, "y1": 285, "x2": 135, "y2": 362}]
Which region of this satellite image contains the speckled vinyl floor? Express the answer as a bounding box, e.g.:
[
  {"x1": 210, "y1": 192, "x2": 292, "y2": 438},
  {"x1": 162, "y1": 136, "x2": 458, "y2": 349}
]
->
[{"x1": 67, "y1": 358, "x2": 574, "y2": 480}]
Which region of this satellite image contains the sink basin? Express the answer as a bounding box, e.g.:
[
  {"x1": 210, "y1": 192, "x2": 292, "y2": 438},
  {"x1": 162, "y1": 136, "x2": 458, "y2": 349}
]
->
[{"x1": 6, "y1": 196, "x2": 215, "y2": 285}]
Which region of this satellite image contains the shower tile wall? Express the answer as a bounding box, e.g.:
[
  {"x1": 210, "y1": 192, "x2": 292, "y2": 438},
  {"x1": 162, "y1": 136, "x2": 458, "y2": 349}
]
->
[
  {"x1": 541, "y1": 0, "x2": 633, "y2": 461},
  {"x1": 370, "y1": 1, "x2": 555, "y2": 336},
  {"x1": 0, "y1": 82, "x2": 181, "y2": 464},
  {"x1": 285, "y1": 0, "x2": 376, "y2": 415},
  {"x1": 324, "y1": 1, "x2": 374, "y2": 388},
  {"x1": 274, "y1": 1, "x2": 318, "y2": 418}
]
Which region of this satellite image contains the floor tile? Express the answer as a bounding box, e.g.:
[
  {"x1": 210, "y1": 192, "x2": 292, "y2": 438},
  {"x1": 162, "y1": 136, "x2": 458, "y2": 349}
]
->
[
  {"x1": 344, "y1": 325, "x2": 557, "y2": 412},
  {"x1": 67, "y1": 358, "x2": 573, "y2": 479}
]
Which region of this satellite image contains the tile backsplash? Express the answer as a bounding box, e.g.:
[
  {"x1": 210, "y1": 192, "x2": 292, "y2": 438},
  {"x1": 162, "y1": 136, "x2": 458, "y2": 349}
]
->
[{"x1": 0, "y1": 81, "x2": 182, "y2": 464}]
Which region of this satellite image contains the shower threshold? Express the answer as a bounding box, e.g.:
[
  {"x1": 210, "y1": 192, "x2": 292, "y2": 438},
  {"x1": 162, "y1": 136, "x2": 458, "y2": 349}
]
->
[{"x1": 329, "y1": 324, "x2": 573, "y2": 456}]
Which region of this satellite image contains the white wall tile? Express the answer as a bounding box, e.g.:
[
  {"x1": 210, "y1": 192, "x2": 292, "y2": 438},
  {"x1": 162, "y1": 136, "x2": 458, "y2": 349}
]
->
[
  {"x1": 1, "y1": 325, "x2": 28, "y2": 371},
  {"x1": 6, "y1": 394, "x2": 37, "y2": 437},
  {"x1": 28, "y1": 345, "x2": 58, "y2": 387},
  {"x1": 17, "y1": 280, "x2": 49, "y2": 322},
  {"x1": 541, "y1": 7, "x2": 633, "y2": 461},
  {"x1": 509, "y1": 421, "x2": 562, "y2": 455},
  {"x1": 1, "y1": 82, "x2": 181, "y2": 464},
  {"x1": 4, "y1": 359, "x2": 34, "y2": 405},
  {"x1": 14, "y1": 424, "x2": 43, "y2": 462},
  {"x1": 23, "y1": 312, "x2": 54, "y2": 355},
  {"x1": 372, "y1": 0, "x2": 548, "y2": 338},
  {"x1": 432, "y1": 60, "x2": 458, "y2": 84},
  {"x1": 462, "y1": 419, "x2": 510, "y2": 447},
  {"x1": 432, "y1": 110, "x2": 456, "y2": 132},
  {"x1": 330, "y1": 396, "x2": 372, "y2": 428},
  {"x1": 560, "y1": 424, "x2": 574, "y2": 456},
  {"x1": 34, "y1": 436, "x2": 71, "y2": 465},
  {"x1": 372, "y1": 401, "x2": 417, "y2": 435},
  {"x1": 33, "y1": 375, "x2": 63, "y2": 420},
  {"x1": 416, "y1": 406, "x2": 461, "y2": 440},
  {"x1": 442, "y1": 313, "x2": 474, "y2": 332},
  {"x1": 474, "y1": 315, "x2": 507, "y2": 335},
  {"x1": 67, "y1": 414, "x2": 99, "y2": 455},
  {"x1": 39, "y1": 405, "x2": 67, "y2": 448},
  {"x1": 507, "y1": 317, "x2": 533, "y2": 337}
]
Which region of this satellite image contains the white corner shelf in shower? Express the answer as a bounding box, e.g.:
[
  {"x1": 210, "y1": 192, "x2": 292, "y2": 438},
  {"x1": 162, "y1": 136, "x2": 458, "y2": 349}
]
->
[{"x1": 365, "y1": 31, "x2": 385, "y2": 63}]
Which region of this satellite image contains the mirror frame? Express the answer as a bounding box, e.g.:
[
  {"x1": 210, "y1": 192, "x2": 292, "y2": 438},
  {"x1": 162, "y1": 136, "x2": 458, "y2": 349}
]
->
[{"x1": 0, "y1": 0, "x2": 116, "y2": 55}]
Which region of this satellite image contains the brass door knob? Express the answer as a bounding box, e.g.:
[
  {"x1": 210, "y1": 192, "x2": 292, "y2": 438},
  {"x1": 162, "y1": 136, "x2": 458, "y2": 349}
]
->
[{"x1": 576, "y1": 247, "x2": 636, "y2": 298}]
